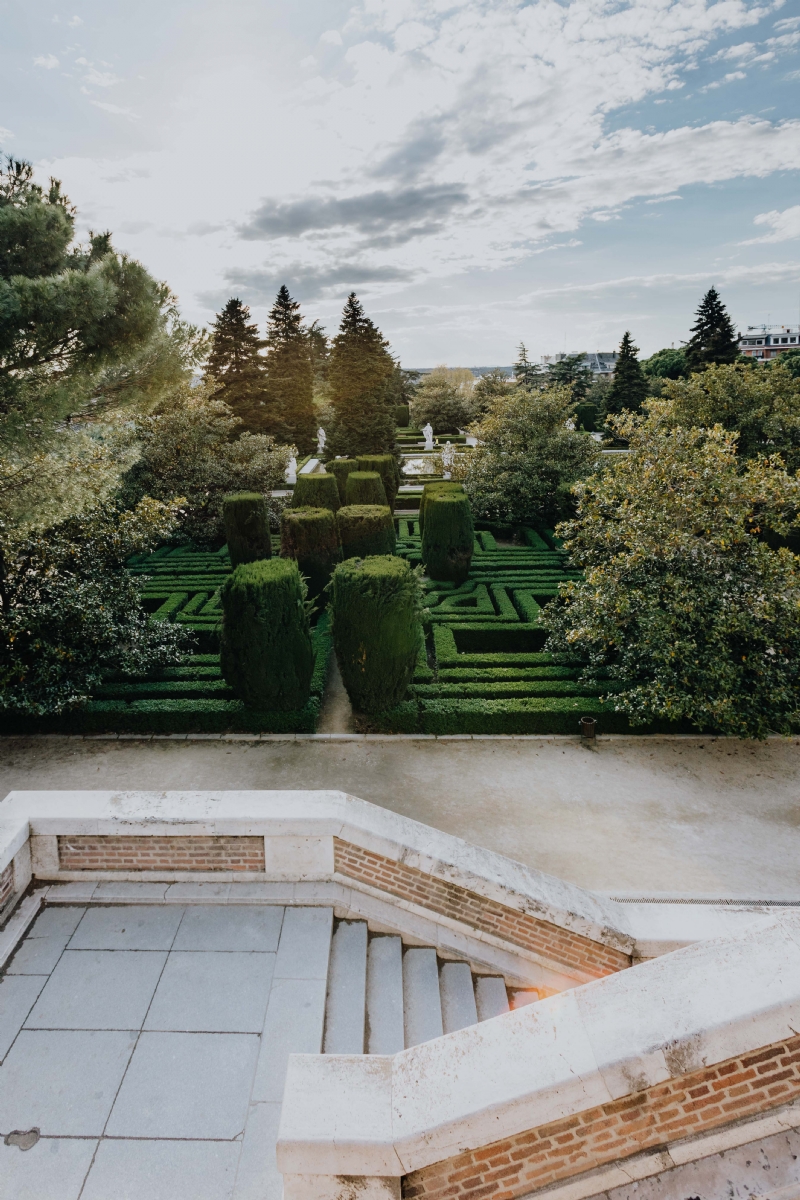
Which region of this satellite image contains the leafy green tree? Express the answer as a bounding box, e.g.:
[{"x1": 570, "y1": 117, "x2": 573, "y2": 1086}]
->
[
  {"x1": 465, "y1": 386, "x2": 598, "y2": 527},
  {"x1": 513, "y1": 342, "x2": 539, "y2": 388},
  {"x1": 263, "y1": 286, "x2": 316, "y2": 453},
  {"x1": 685, "y1": 286, "x2": 739, "y2": 372},
  {"x1": 642, "y1": 347, "x2": 687, "y2": 380},
  {"x1": 306, "y1": 319, "x2": 329, "y2": 386},
  {"x1": 663, "y1": 362, "x2": 800, "y2": 472},
  {"x1": 546, "y1": 353, "x2": 592, "y2": 403},
  {"x1": 544, "y1": 405, "x2": 800, "y2": 738},
  {"x1": 326, "y1": 293, "x2": 396, "y2": 458},
  {"x1": 775, "y1": 349, "x2": 800, "y2": 380},
  {"x1": 472, "y1": 368, "x2": 511, "y2": 419},
  {"x1": 410, "y1": 366, "x2": 473, "y2": 432},
  {"x1": 206, "y1": 298, "x2": 268, "y2": 432},
  {"x1": 119, "y1": 381, "x2": 292, "y2": 546},
  {"x1": 605, "y1": 332, "x2": 647, "y2": 415}
]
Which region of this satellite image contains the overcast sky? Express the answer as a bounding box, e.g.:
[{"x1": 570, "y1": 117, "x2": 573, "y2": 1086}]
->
[{"x1": 2, "y1": 0, "x2": 799, "y2": 365}]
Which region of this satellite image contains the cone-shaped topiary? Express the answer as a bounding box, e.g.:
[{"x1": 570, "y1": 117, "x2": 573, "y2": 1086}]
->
[
  {"x1": 327, "y1": 458, "x2": 358, "y2": 504},
  {"x1": 337, "y1": 504, "x2": 396, "y2": 559},
  {"x1": 357, "y1": 455, "x2": 399, "y2": 511},
  {"x1": 418, "y1": 481, "x2": 464, "y2": 536},
  {"x1": 222, "y1": 493, "x2": 272, "y2": 567},
  {"x1": 345, "y1": 471, "x2": 387, "y2": 506},
  {"x1": 291, "y1": 472, "x2": 341, "y2": 511},
  {"x1": 220, "y1": 558, "x2": 313, "y2": 709},
  {"x1": 395, "y1": 405, "x2": 409, "y2": 428},
  {"x1": 422, "y1": 491, "x2": 474, "y2": 583},
  {"x1": 280, "y1": 506, "x2": 341, "y2": 602},
  {"x1": 331, "y1": 555, "x2": 420, "y2": 713}
]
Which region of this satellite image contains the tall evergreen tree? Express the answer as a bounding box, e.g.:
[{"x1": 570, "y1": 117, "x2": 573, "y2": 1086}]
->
[
  {"x1": 513, "y1": 342, "x2": 539, "y2": 388},
  {"x1": 685, "y1": 287, "x2": 739, "y2": 373},
  {"x1": 206, "y1": 299, "x2": 267, "y2": 431},
  {"x1": 546, "y1": 353, "x2": 592, "y2": 403},
  {"x1": 326, "y1": 293, "x2": 396, "y2": 457},
  {"x1": 263, "y1": 286, "x2": 316, "y2": 454},
  {"x1": 605, "y1": 332, "x2": 647, "y2": 415},
  {"x1": 306, "y1": 319, "x2": 329, "y2": 386}
]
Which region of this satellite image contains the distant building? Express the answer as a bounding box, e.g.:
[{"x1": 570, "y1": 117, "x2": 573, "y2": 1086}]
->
[
  {"x1": 540, "y1": 351, "x2": 617, "y2": 375},
  {"x1": 739, "y1": 324, "x2": 799, "y2": 360}
]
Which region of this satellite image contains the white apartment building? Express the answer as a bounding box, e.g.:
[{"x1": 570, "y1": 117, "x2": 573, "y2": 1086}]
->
[
  {"x1": 540, "y1": 350, "x2": 617, "y2": 374},
  {"x1": 739, "y1": 324, "x2": 799, "y2": 360}
]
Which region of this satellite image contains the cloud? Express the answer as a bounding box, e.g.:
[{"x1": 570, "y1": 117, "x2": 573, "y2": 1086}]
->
[
  {"x1": 743, "y1": 205, "x2": 800, "y2": 244},
  {"x1": 82, "y1": 67, "x2": 120, "y2": 88},
  {"x1": 202, "y1": 261, "x2": 416, "y2": 306},
  {"x1": 320, "y1": 30, "x2": 342, "y2": 46},
  {"x1": 0, "y1": 126, "x2": 14, "y2": 143},
  {"x1": 701, "y1": 70, "x2": 747, "y2": 90},
  {"x1": 645, "y1": 194, "x2": 682, "y2": 203},
  {"x1": 91, "y1": 101, "x2": 139, "y2": 119},
  {"x1": 33, "y1": 54, "x2": 59, "y2": 69},
  {"x1": 516, "y1": 261, "x2": 800, "y2": 301}
]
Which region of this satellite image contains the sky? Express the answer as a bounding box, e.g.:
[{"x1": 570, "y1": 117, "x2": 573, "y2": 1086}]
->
[{"x1": 1, "y1": 0, "x2": 799, "y2": 366}]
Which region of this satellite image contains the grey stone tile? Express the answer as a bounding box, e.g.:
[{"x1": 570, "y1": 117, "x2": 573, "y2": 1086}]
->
[
  {"x1": 273, "y1": 906, "x2": 332, "y2": 979},
  {"x1": 0, "y1": 1136, "x2": 96, "y2": 1200},
  {"x1": 145, "y1": 952, "x2": 275, "y2": 1033},
  {"x1": 0, "y1": 1029, "x2": 136, "y2": 1135},
  {"x1": 0, "y1": 975, "x2": 46, "y2": 1061},
  {"x1": 174, "y1": 905, "x2": 284, "y2": 952},
  {"x1": 68, "y1": 905, "x2": 184, "y2": 951},
  {"x1": 25, "y1": 950, "x2": 166, "y2": 1030},
  {"x1": 6, "y1": 936, "x2": 69, "y2": 976},
  {"x1": 250, "y1": 977, "x2": 327, "y2": 1103},
  {"x1": 165, "y1": 882, "x2": 231, "y2": 903},
  {"x1": 231, "y1": 1102, "x2": 283, "y2": 1200},
  {"x1": 106, "y1": 1031, "x2": 259, "y2": 1139},
  {"x1": 81, "y1": 1139, "x2": 240, "y2": 1200},
  {"x1": 92, "y1": 882, "x2": 168, "y2": 902},
  {"x1": 26, "y1": 907, "x2": 85, "y2": 939}
]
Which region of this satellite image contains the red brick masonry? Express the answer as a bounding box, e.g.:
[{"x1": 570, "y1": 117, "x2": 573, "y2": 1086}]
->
[
  {"x1": 333, "y1": 839, "x2": 630, "y2": 979},
  {"x1": 403, "y1": 1035, "x2": 800, "y2": 1200},
  {"x1": 57, "y1": 835, "x2": 265, "y2": 872},
  {"x1": 0, "y1": 861, "x2": 13, "y2": 907}
]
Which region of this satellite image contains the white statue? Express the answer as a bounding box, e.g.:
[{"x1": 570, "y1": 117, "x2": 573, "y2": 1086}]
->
[
  {"x1": 441, "y1": 440, "x2": 455, "y2": 479},
  {"x1": 285, "y1": 455, "x2": 298, "y2": 484},
  {"x1": 317, "y1": 427, "x2": 326, "y2": 453},
  {"x1": 422, "y1": 422, "x2": 434, "y2": 451}
]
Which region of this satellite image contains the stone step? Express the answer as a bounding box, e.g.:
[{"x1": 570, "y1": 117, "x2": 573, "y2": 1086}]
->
[
  {"x1": 439, "y1": 961, "x2": 478, "y2": 1034},
  {"x1": 323, "y1": 920, "x2": 368, "y2": 1054},
  {"x1": 475, "y1": 975, "x2": 510, "y2": 1021},
  {"x1": 403, "y1": 947, "x2": 444, "y2": 1047},
  {"x1": 366, "y1": 934, "x2": 405, "y2": 1054}
]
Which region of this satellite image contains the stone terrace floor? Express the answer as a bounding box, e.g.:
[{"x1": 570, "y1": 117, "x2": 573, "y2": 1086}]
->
[{"x1": 0, "y1": 901, "x2": 332, "y2": 1200}]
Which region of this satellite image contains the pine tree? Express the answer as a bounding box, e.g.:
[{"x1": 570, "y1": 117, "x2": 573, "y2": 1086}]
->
[
  {"x1": 207, "y1": 299, "x2": 267, "y2": 431},
  {"x1": 306, "y1": 319, "x2": 329, "y2": 386},
  {"x1": 685, "y1": 287, "x2": 739, "y2": 373},
  {"x1": 325, "y1": 293, "x2": 396, "y2": 457},
  {"x1": 514, "y1": 342, "x2": 539, "y2": 388},
  {"x1": 605, "y1": 332, "x2": 647, "y2": 415},
  {"x1": 263, "y1": 286, "x2": 316, "y2": 454}
]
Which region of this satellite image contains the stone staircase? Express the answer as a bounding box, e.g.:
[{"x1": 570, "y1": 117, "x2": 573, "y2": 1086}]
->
[{"x1": 323, "y1": 918, "x2": 535, "y2": 1054}]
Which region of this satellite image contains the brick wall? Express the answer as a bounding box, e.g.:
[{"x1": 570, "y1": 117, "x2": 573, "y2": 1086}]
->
[
  {"x1": 334, "y1": 839, "x2": 630, "y2": 979},
  {"x1": 0, "y1": 861, "x2": 13, "y2": 907},
  {"x1": 57, "y1": 835, "x2": 265, "y2": 872},
  {"x1": 403, "y1": 1034, "x2": 800, "y2": 1200}
]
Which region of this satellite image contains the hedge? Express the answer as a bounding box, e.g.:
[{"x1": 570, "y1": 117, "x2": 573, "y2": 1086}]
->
[
  {"x1": 327, "y1": 459, "x2": 358, "y2": 505},
  {"x1": 292, "y1": 472, "x2": 341, "y2": 511},
  {"x1": 418, "y1": 481, "x2": 464, "y2": 536},
  {"x1": 422, "y1": 491, "x2": 474, "y2": 584},
  {"x1": 223, "y1": 493, "x2": 272, "y2": 567},
  {"x1": 280, "y1": 506, "x2": 341, "y2": 602},
  {"x1": 357, "y1": 455, "x2": 400, "y2": 510},
  {"x1": 337, "y1": 504, "x2": 396, "y2": 559},
  {"x1": 346, "y1": 471, "x2": 387, "y2": 507}
]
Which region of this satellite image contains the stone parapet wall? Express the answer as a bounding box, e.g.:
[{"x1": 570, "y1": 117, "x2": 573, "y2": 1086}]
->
[
  {"x1": 56, "y1": 834, "x2": 266, "y2": 873},
  {"x1": 0, "y1": 861, "x2": 13, "y2": 908},
  {"x1": 403, "y1": 1036, "x2": 800, "y2": 1200}
]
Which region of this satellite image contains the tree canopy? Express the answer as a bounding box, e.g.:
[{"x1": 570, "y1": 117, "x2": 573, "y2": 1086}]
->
[
  {"x1": 263, "y1": 285, "x2": 316, "y2": 453},
  {"x1": 605, "y1": 331, "x2": 647, "y2": 415},
  {"x1": 206, "y1": 298, "x2": 267, "y2": 431},
  {"x1": 685, "y1": 286, "x2": 739, "y2": 372},
  {"x1": 642, "y1": 347, "x2": 687, "y2": 380},
  {"x1": 326, "y1": 292, "x2": 396, "y2": 457}
]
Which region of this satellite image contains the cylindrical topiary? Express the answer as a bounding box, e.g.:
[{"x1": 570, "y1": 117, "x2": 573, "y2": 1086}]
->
[
  {"x1": 327, "y1": 458, "x2": 358, "y2": 505},
  {"x1": 337, "y1": 504, "x2": 396, "y2": 559},
  {"x1": 220, "y1": 558, "x2": 313, "y2": 710},
  {"x1": 291, "y1": 472, "x2": 341, "y2": 511},
  {"x1": 357, "y1": 455, "x2": 399, "y2": 511},
  {"x1": 345, "y1": 471, "x2": 387, "y2": 507},
  {"x1": 280, "y1": 506, "x2": 341, "y2": 602},
  {"x1": 222, "y1": 492, "x2": 272, "y2": 567},
  {"x1": 422, "y1": 491, "x2": 475, "y2": 584},
  {"x1": 418, "y1": 481, "x2": 464, "y2": 536},
  {"x1": 395, "y1": 405, "x2": 409, "y2": 428},
  {"x1": 331, "y1": 555, "x2": 420, "y2": 713}
]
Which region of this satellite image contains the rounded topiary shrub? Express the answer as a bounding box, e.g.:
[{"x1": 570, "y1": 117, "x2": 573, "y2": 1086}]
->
[
  {"x1": 222, "y1": 493, "x2": 272, "y2": 567},
  {"x1": 345, "y1": 471, "x2": 387, "y2": 507},
  {"x1": 357, "y1": 455, "x2": 400, "y2": 511},
  {"x1": 280, "y1": 506, "x2": 341, "y2": 602},
  {"x1": 291, "y1": 472, "x2": 341, "y2": 511},
  {"x1": 331, "y1": 555, "x2": 420, "y2": 713},
  {"x1": 337, "y1": 504, "x2": 396, "y2": 559},
  {"x1": 395, "y1": 405, "x2": 410, "y2": 428},
  {"x1": 418, "y1": 481, "x2": 464, "y2": 536},
  {"x1": 220, "y1": 558, "x2": 313, "y2": 710},
  {"x1": 422, "y1": 491, "x2": 475, "y2": 584},
  {"x1": 327, "y1": 459, "x2": 358, "y2": 505}
]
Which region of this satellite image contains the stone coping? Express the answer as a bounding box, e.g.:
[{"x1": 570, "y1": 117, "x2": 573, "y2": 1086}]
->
[{"x1": 276, "y1": 915, "x2": 800, "y2": 1183}]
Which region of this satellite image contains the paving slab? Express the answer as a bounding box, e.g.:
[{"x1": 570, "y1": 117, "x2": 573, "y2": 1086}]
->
[
  {"x1": 6, "y1": 934, "x2": 70, "y2": 976},
  {"x1": 0, "y1": 1029, "x2": 136, "y2": 1135},
  {"x1": 0, "y1": 1136, "x2": 97, "y2": 1200},
  {"x1": 0, "y1": 975, "x2": 46, "y2": 1060},
  {"x1": 173, "y1": 905, "x2": 284, "y2": 952},
  {"x1": 251, "y1": 977, "x2": 327, "y2": 1103},
  {"x1": 145, "y1": 951, "x2": 275, "y2": 1033},
  {"x1": 106, "y1": 1031, "x2": 259, "y2": 1139},
  {"x1": 273, "y1": 906, "x2": 332, "y2": 980},
  {"x1": 81, "y1": 1138, "x2": 240, "y2": 1200},
  {"x1": 25, "y1": 906, "x2": 85, "y2": 939},
  {"x1": 231, "y1": 1102, "x2": 283, "y2": 1200},
  {"x1": 25, "y1": 950, "x2": 166, "y2": 1030},
  {"x1": 68, "y1": 905, "x2": 184, "y2": 951}
]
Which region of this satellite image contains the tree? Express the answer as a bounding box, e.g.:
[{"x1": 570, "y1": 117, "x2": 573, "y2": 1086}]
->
[
  {"x1": 642, "y1": 347, "x2": 687, "y2": 380},
  {"x1": 775, "y1": 349, "x2": 800, "y2": 380},
  {"x1": 544, "y1": 406, "x2": 800, "y2": 738},
  {"x1": 464, "y1": 386, "x2": 598, "y2": 527},
  {"x1": 513, "y1": 343, "x2": 539, "y2": 388},
  {"x1": 206, "y1": 298, "x2": 267, "y2": 432},
  {"x1": 263, "y1": 286, "x2": 316, "y2": 454},
  {"x1": 306, "y1": 319, "x2": 329, "y2": 386},
  {"x1": 605, "y1": 332, "x2": 647, "y2": 415},
  {"x1": 410, "y1": 366, "x2": 474, "y2": 432},
  {"x1": 685, "y1": 286, "x2": 739, "y2": 372},
  {"x1": 472, "y1": 368, "x2": 511, "y2": 420},
  {"x1": 546, "y1": 353, "x2": 592, "y2": 403},
  {"x1": 119, "y1": 381, "x2": 292, "y2": 546},
  {"x1": 325, "y1": 293, "x2": 396, "y2": 458},
  {"x1": 663, "y1": 362, "x2": 800, "y2": 472}
]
